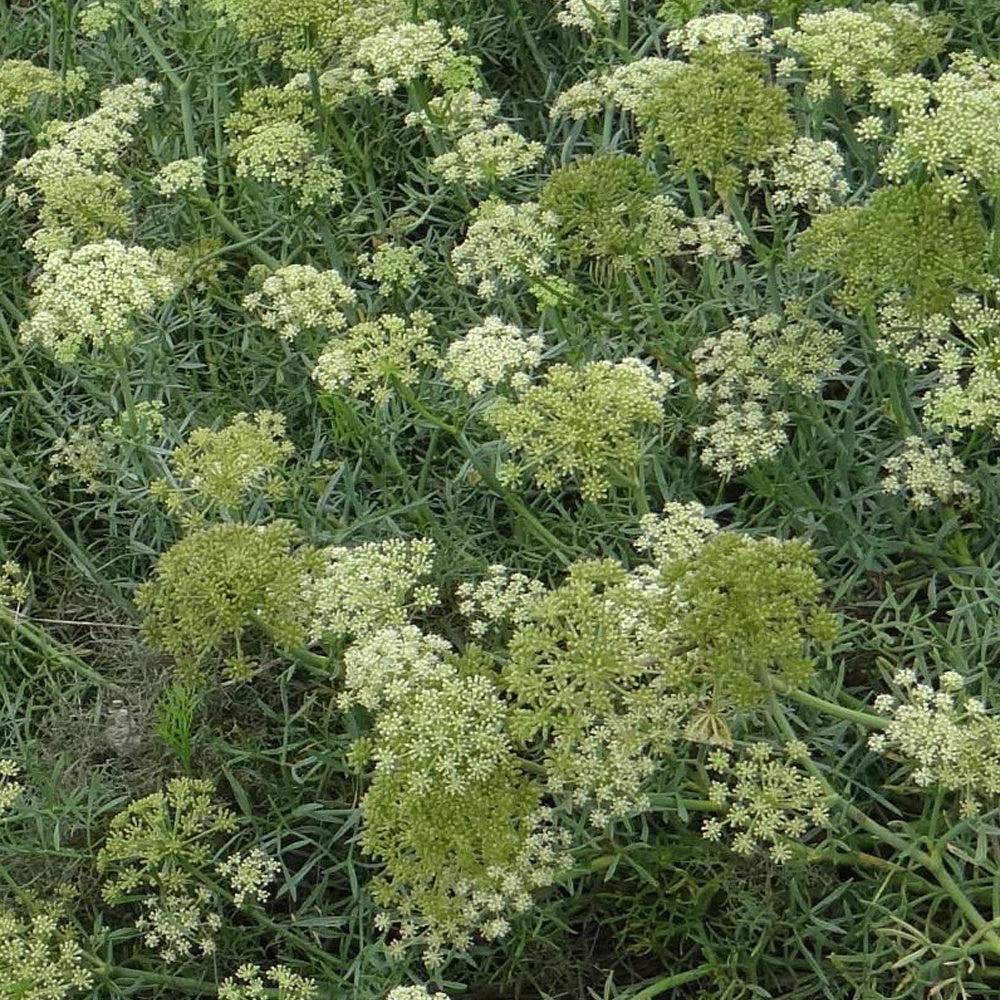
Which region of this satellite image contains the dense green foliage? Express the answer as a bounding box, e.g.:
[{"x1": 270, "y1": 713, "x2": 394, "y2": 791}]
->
[{"x1": 5, "y1": 1, "x2": 1000, "y2": 998}]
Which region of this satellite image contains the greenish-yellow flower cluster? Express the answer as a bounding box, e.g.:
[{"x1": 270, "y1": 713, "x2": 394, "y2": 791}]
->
[
  {"x1": 97, "y1": 777, "x2": 239, "y2": 962},
  {"x1": 487, "y1": 358, "x2": 669, "y2": 500},
  {"x1": 9, "y1": 78, "x2": 159, "y2": 256},
  {"x1": 0, "y1": 899, "x2": 93, "y2": 1000},
  {"x1": 152, "y1": 410, "x2": 294, "y2": 516},
  {"x1": 137, "y1": 521, "x2": 321, "y2": 680},
  {"x1": 218, "y1": 964, "x2": 317, "y2": 1000},
  {"x1": 312, "y1": 311, "x2": 436, "y2": 404},
  {"x1": 359, "y1": 242, "x2": 427, "y2": 293},
  {"x1": 0, "y1": 60, "x2": 86, "y2": 119}
]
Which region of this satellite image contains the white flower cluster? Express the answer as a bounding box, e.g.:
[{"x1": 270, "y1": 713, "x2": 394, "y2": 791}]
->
[
  {"x1": 20, "y1": 239, "x2": 176, "y2": 361},
  {"x1": 218, "y1": 963, "x2": 316, "y2": 1000},
  {"x1": 353, "y1": 21, "x2": 475, "y2": 95},
  {"x1": 152, "y1": 156, "x2": 206, "y2": 196},
  {"x1": 554, "y1": 0, "x2": 619, "y2": 34},
  {"x1": 455, "y1": 564, "x2": 547, "y2": 637},
  {"x1": 775, "y1": 4, "x2": 941, "y2": 98},
  {"x1": 876, "y1": 56, "x2": 1000, "y2": 192},
  {"x1": 307, "y1": 538, "x2": 437, "y2": 644},
  {"x1": 217, "y1": 848, "x2": 281, "y2": 908},
  {"x1": 634, "y1": 502, "x2": 719, "y2": 566},
  {"x1": 341, "y1": 625, "x2": 453, "y2": 713},
  {"x1": 359, "y1": 242, "x2": 427, "y2": 292},
  {"x1": 440, "y1": 317, "x2": 544, "y2": 396},
  {"x1": 870, "y1": 669, "x2": 1000, "y2": 816},
  {"x1": 667, "y1": 13, "x2": 768, "y2": 55},
  {"x1": 452, "y1": 199, "x2": 559, "y2": 298},
  {"x1": 134, "y1": 888, "x2": 222, "y2": 962},
  {"x1": 385, "y1": 989, "x2": 449, "y2": 1000},
  {"x1": 311, "y1": 310, "x2": 437, "y2": 404},
  {"x1": 875, "y1": 293, "x2": 951, "y2": 367},
  {"x1": 763, "y1": 137, "x2": 849, "y2": 211},
  {"x1": 882, "y1": 437, "x2": 979, "y2": 510},
  {"x1": 701, "y1": 743, "x2": 829, "y2": 863},
  {"x1": 679, "y1": 215, "x2": 746, "y2": 260},
  {"x1": 405, "y1": 89, "x2": 501, "y2": 135},
  {"x1": 232, "y1": 120, "x2": 343, "y2": 207},
  {"x1": 0, "y1": 758, "x2": 24, "y2": 816},
  {"x1": 429, "y1": 122, "x2": 544, "y2": 186},
  {"x1": 692, "y1": 313, "x2": 841, "y2": 475},
  {"x1": 243, "y1": 264, "x2": 356, "y2": 341}
]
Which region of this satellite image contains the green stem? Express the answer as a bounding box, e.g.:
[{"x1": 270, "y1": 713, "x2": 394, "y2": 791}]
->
[
  {"x1": 762, "y1": 671, "x2": 1000, "y2": 957},
  {"x1": 769, "y1": 676, "x2": 888, "y2": 731},
  {"x1": 625, "y1": 964, "x2": 714, "y2": 1000}
]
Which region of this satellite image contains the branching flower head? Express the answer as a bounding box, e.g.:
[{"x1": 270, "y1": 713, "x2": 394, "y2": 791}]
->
[
  {"x1": 451, "y1": 199, "x2": 559, "y2": 299},
  {"x1": 312, "y1": 311, "x2": 437, "y2": 404},
  {"x1": 218, "y1": 964, "x2": 316, "y2": 1000},
  {"x1": 701, "y1": 742, "x2": 830, "y2": 863},
  {"x1": 19, "y1": 240, "x2": 176, "y2": 361},
  {"x1": 97, "y1": 777, "x2": 239, "y2": 962},
  {"x1": 486, "y1": 358, "x2": 670, "y2": 500},
  {"x1": 870, "y1": 670, "x2": 1000, "y2": 816},
  {"x1": 152, "y1": 410, "x2": 295, "y2": 516}
]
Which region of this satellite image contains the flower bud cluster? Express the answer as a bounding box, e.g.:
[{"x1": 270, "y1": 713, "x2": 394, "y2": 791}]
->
[
  {"x1": 137, "y1": 521, "x2": 322, "y2": 680},
  {"x1": 312, "y1": 311, "x2": 437, "y2": 403},
  {"x1": 441, "y1": 317, "x2": 544, "y2": 397},
  {"x1": 486, "y1": 358, "x2": 670, "y2": 500},
  {"x1": 869, "y1": 669, "x2": 1000, "y2": 816},
  {"x1": 243, "y1": 264, "x2": 356, "y2": 341},
  {"x1": 667, "y1": 13, "x2": 768, "y2": 56}
]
